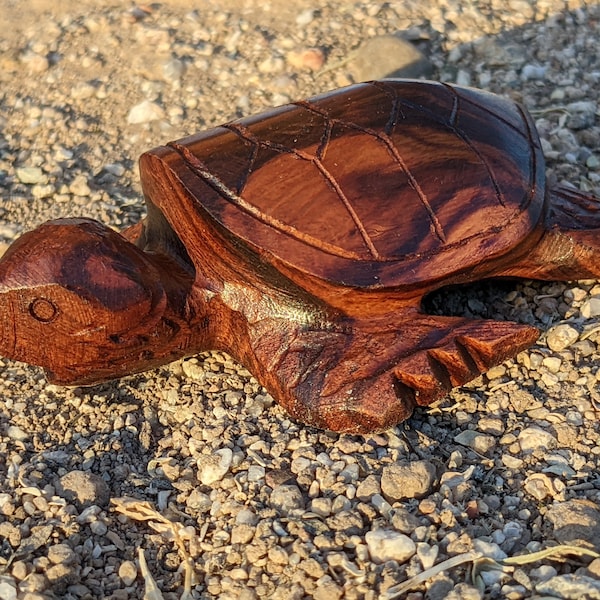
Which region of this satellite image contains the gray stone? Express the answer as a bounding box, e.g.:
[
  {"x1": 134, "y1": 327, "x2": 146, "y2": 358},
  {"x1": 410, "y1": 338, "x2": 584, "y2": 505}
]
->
[
  {"x1": 270, "y1": 484, "x2": 305, "y2": 515},
  {"x1": 381, "y1": 460, "x2": 436, "y2": 500},
  {"x1": 56, "y1": 470, "x2": 110, "y2": 508},
  {"x1": 521, "y1": 64, "x2": 547, "y2": 80},
  {"x1": 454, "y1": 430, "x2": 496, "y2": 454},
  {"x1": 536, "y1": 574, "x2": 600, "y2": 599},
  {"x1": 545, "y1": 499, "x2": 600, "y2": 546},
  {"x1": 347, "y1": 35, "x2": 432, "y2": 81}
]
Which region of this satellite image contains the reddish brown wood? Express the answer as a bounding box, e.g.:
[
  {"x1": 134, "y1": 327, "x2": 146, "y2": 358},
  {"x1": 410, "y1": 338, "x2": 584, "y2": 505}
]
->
[{"x1": 1, "y1": 79, "x2": 600, "y2": 432}]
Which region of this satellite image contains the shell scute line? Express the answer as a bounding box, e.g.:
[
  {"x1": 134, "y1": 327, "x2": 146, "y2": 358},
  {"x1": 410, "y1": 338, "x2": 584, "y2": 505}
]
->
[
  {"x1": 223, "y1": 120, "x2": 381, "y2": 259},
  {"x1": 167, "y1": 140, "x2": 364, "y2": 261},
  {"x1": 295, "y1": 96, "x2": 447, "y2": 245}
]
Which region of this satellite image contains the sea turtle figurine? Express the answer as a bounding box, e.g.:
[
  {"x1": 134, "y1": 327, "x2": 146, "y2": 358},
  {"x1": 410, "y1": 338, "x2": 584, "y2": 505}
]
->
[{"x1": 1, "y1": 79, "x2": 600, "y2": 433}]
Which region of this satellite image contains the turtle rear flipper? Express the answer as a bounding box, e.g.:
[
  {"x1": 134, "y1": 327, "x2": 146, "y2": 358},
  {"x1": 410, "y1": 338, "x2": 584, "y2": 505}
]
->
[
  {"x1": 501, "y1": 186, "x2": 600, "y2": 281},
  {"x1": 244, "y1": 314, "x2": 539, "y2": 433}
]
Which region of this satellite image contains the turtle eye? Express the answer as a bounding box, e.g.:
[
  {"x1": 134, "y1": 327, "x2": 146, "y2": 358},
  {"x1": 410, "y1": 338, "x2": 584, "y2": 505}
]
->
[{"x1": 28, "y1": 298, "x2": 59, "y2": 323}]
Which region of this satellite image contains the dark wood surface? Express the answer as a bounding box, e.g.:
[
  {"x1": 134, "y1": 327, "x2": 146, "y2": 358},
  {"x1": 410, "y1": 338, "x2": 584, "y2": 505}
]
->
[{"x1": 1, "y1": 79, "x2": 599, "y2": 432}]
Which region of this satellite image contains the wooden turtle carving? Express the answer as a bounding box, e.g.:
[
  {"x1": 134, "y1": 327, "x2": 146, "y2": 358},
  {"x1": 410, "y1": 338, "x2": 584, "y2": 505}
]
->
[{"x1": 1, "y1": 79, "x2": 600, "y2": 433}]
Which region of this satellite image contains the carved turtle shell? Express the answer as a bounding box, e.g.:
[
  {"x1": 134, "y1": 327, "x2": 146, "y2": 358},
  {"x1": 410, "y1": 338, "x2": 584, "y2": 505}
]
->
[{"x1": 139, "y1": 79, "x2": 546, "y2": 290}]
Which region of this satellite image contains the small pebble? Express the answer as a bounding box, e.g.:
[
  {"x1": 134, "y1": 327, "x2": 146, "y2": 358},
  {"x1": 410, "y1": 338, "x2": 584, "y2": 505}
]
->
[
  {"x1": 416, "y1": 542, "x2": 439, "y2": 569},
  {"x1": 0, "y1": 581, "x2": 17, "y2": 600},
  {"x1": 545, "y1": 324, "x2": 579, "y2": 351},
  {"x1": 119, "y1": 560, "x2": 138, "y2": 586},
  {"x1": 542, "y1": 356, "x2": 562, "y2": 372},
  {"x1": 286, "y1": 48, "x2": 325, "y2": 71},
  {"x1": 69, "y1": 174, "x2": 91, "y2": 196},
  {"x1": 15, "y1": 167, "x2": 47, "y2": 185},
  {"x1": 536, "y1": 574, "x2": 600, "y2": 597},
  {"x1": 56, "y1": 470, "x2": 110, "y2": 508},
  {"x1": 545, "y1": 499, "x2": 600, "y2": 545},
  {"x1": 270, "y1": 484, "x2": 305, "y2": 514},
  {"x1": 20, "y1": 51, "x2": 49, "y2": 73},
  {"x1": 127, "y1": 100, "x2": 165, "y2": 124},
  {"x1": 89, "y1": 519, "x2": 108, "y2": 536},
  {"x1": 365, "y1": 529, "x2": 416, "y2": 564},
  {"x1": 347, "y1": 35, "x2": 433, "y2": 81},
  {"x1": 47, "y1": 543, "x2": 77, "y2": 565},
  {"x1": 381, "y1": 460, "x2": 436, "y2": 500},
  {"x1": 518, "y1": 427, "x2": 557, "y2": 452},
  {"x1": 580, "y1": 297, "x2": 600, "y2": 318},
  {"x1": 6, "y1": 425, "x2": 29, "y2": 441},
  {"x1": 198, "y1": 448, "x2": 233, "y2": 485},
  {"x1": 453, "y1": 430, "x2": 496, "y2": 454}
]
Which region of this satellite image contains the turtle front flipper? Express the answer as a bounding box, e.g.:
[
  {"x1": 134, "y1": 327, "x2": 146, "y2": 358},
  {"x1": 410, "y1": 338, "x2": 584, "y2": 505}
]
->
[
  {"x1": 243, "y1": 313, "x2": 539, "y2": 433},
  {"x1": 500, "y1": 186, "x2": 600, "y2": 281}
]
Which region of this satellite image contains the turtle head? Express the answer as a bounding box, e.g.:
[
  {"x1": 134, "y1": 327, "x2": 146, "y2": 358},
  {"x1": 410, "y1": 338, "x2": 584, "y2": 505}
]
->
[{"x1": 0, "y1": 218, "x2": 172, "y2": 385}]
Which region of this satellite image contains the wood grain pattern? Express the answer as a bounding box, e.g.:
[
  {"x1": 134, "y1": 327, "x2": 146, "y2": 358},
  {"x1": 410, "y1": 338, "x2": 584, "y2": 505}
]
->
[{"x1": 0, "y1": 79, "x2": 599, "y2": 432}]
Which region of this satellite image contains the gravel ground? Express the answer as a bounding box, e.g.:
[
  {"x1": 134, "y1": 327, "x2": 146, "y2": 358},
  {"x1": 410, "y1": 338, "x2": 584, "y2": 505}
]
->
[{"x1": 1, "y1": 1, "x2": 600, "y2": 599}]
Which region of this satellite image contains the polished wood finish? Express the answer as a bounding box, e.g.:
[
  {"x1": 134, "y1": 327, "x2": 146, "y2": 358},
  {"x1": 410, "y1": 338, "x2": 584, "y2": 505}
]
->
[{"x1": 1, "y1": 79, "x2": 599, "y2": 432}]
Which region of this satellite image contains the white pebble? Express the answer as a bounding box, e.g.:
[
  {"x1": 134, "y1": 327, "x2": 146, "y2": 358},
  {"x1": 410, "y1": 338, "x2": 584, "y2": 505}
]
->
[
  {"x1": 580, "y1": 297, "x2": 600, "y2": 318},
  {"x1": 198, "y1": 448, "x2": 233, "y2": 485},
  {"x1": 521, "y1": 64, "x2": 547, "y2": 80},
  {"x1": 546, "y1": 324, "x2": 579, "y2": 351},
  {"x1": 518, "y1": 426, "x2": 557, "y2": 452},
  {"x1": 0, "y1": 580, "x2": 17, "y2": 600},
  {"x1": 365, "y1": 529, "x2": 416, "y2": 564},
  {"x1": 542, "y1": 356, "x2": 562, "y2": 373},
  {"x1": 127, "y1": 100, "x2": 165, "y2": 124},
  {"x1": 453, "y1": 430, "x2": 496, "y2": 454},
  {"x1": 103, "y1": 163, "x2": 126, "y2": 177},
  {"x1": 296, "y1": 9, "x2": 315, "y2": 25},
  {"x1": 181, "y1": 360, "x2": 205, "y2": 381},
  {"x1": 15, "y1": 167, "x2": 47, "y2": 184},
  {"x1": 416, "y1": 542, "x2": 438, "y2": 569}
]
